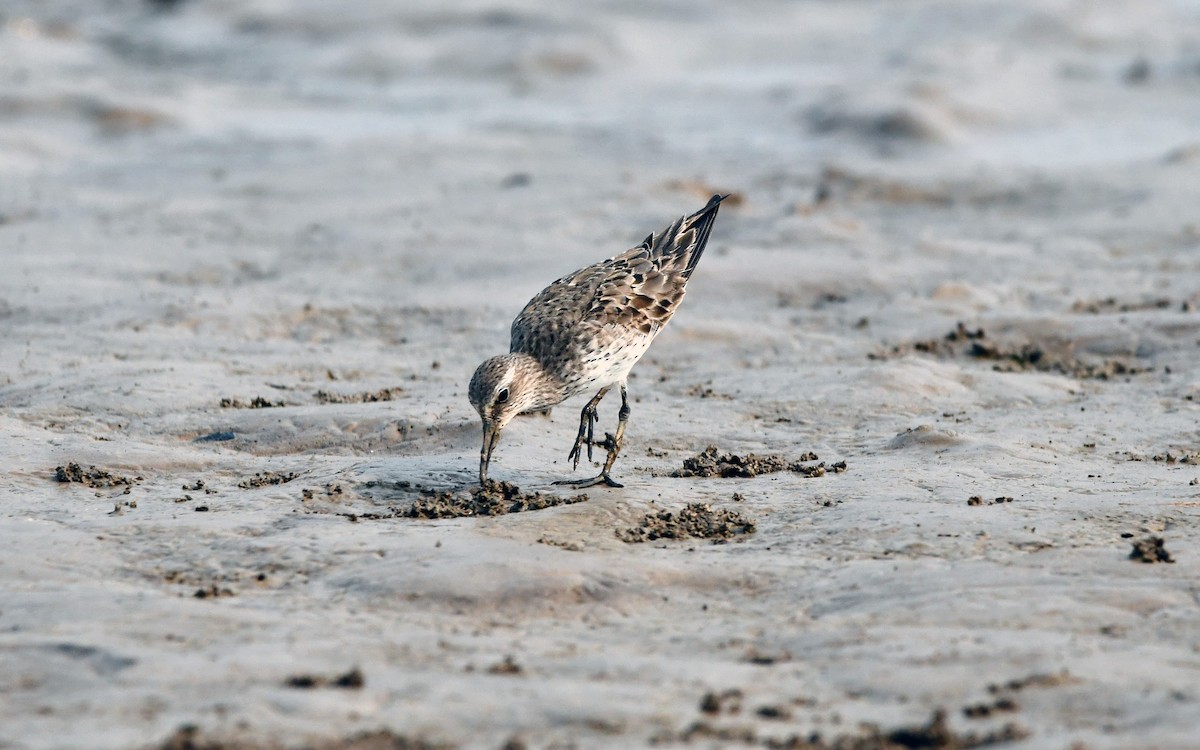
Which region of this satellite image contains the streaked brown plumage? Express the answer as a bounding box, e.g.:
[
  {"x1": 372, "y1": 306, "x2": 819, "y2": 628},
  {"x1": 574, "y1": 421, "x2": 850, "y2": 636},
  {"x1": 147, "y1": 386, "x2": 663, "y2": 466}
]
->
[{"x1": 469, "y1": 194, "x2": 726, "y2": 487}]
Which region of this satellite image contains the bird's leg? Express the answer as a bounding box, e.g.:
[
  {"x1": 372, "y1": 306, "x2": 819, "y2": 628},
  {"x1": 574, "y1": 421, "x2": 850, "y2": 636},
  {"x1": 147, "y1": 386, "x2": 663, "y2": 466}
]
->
[
  {"x1": 555, "y1": 383, "x2": 629, "y2": 489},
  {"x1": 599, "y1": 383, "x2": 631, "y2": 476},
  {"x1": 565, "y1": 387, "x2": 609, "y2": 471}
]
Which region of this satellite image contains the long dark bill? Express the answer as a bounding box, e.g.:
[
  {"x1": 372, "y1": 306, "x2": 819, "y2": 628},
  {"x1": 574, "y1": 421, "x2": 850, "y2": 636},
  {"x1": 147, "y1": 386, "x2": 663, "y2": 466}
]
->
[{"x1": 479, "y1": 420, "x2": 502, "y2": 484}]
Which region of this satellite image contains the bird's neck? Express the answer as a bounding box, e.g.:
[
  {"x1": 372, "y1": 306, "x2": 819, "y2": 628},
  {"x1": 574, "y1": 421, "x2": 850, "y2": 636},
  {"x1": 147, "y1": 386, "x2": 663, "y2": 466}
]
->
[{"x1": 507, "y1": 352, "x2": 566, "y2": 411}]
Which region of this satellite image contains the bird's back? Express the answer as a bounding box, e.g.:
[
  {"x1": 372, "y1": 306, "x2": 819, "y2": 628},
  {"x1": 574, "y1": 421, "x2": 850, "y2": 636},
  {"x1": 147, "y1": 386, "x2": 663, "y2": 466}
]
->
[{"x1": 509, "y1": 196, "x2": 725, "y2": 390}]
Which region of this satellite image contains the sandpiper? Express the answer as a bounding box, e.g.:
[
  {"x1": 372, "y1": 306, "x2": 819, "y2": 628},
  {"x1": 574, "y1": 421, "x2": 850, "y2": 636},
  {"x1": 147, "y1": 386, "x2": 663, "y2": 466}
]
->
[{"x1": 469, "y1": 194, "x2": 727, "y2": 488}]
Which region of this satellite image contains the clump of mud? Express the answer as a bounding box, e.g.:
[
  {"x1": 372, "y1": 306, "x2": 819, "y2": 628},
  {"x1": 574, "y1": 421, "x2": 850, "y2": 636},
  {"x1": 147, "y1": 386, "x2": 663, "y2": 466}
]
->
[
  {"x1": 156, "y1": 725, "x2": 453, "y2": 750},
  {"x1": 314, "y1": 387, "x2": 403, "y2": 404},
  {"x1": 285, "y1": 667, "x2": 364, "y2": 689},
  {"x1": 219, "y1": 396, "x2": 284, "y2": 408},
  {"x1": 301, "y1": 480, "x2": 586, "y2": 521},
  {"x1": 193, "y1": 585, "x2": 234, "y2": 600},
  {"x1": 986, "y1": 670, "x2": 1077, "y2": 694},
  {"x1": 221, "y1": 389, "x2": 404, "y2": 409},
  {"x1": 671, "y1": 446, "x2": 847, "y2": 479},
  {"x1": 963, "y1": 697, "x2": 1018, "y2": 719},
  {"x1": 672, "y1": 447, "x2": 789, "y2": 477},
  {"x1": 659, "y1": 707, "x2": 1027, "y2": 749},
  {"x1": 182, "y1": 480, "x2": 217, "y2": 495},
  {"x1": 853, "y1": 709, "x2": 1027, "y2": 750},
  {"x1": 967, "y1": 496, "x2": 1014, "y2": 506},
  {"x1": 237, "y1": 471, "x2": 298, "y2": 489},
  {"x1": 794, "y1": 460, "x2": 849, "y2": 478},
  {"x1": 486, "y1": 655, "x2": 523, "y2": 675},
  {"x1": 302, "y1": 483, "x2": 347, "y2": 503},
  {"x1": 699, "y1": 689, "x2": 744, "y2": 715},
  {"x1": 1117, "y1": 450, "x2": 1200, "y2": 464},
  {"x1": 871, "y1": 321, "x2": 1151, "y2": 380},
  {"x1": 404, "y1": 481, "x2": 587, "y2": 519},
  {"x1": 54, "y1": 462, "x2": 142, "y2": 488},
  {"x1": 1070, "y1": 296, "x2": 1177, "y2": 314},
  {"x1": 617, "y1": 503, "x2": 756, "y2": 544},
  {"x1": 1129, "y1": 535, "x2": 1174, "y2": 563}
]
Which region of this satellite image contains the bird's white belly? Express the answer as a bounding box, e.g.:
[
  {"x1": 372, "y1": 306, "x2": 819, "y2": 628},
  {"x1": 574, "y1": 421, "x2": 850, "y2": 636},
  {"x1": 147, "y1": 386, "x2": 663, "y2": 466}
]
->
[{"x1": 569, "y1": 330, "x2": 655, "y2": 393}]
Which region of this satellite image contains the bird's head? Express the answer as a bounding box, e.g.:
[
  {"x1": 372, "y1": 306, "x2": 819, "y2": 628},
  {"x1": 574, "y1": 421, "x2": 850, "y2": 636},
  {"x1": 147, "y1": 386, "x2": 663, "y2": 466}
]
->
[{"x1": 468, "y1": 354, "x2": 549, "y2": 484}]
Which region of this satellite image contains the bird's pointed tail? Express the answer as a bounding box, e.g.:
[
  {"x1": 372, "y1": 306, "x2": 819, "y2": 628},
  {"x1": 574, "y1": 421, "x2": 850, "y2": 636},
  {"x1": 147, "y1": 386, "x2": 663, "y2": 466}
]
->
[{"x1": 648, "y1": 194, "x2": 727, "y2": 279}]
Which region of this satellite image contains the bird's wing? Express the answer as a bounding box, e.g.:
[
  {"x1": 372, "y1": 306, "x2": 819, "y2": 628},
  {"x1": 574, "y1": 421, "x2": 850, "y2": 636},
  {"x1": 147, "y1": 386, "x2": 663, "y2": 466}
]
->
[{"x1": 510, "y1": 195, "x2": 725, "y2": 358}]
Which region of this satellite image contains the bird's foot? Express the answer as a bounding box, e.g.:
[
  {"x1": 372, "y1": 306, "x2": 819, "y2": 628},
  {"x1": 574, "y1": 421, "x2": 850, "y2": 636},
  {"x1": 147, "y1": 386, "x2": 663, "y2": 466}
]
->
[
  {"x1": 558, "y1": 433, "x2": 624, "y2": 488},
  {"x1": 567, "y1": 432, "x2": 618, "y2": 470},
  {"x1": 567, "y1": 411, "x2": 599, "y2": 470},
  {"x1": 566, "y1": 435, "x2": 596, "y2": 471},
  {"x1": 553, "y1": 472, "x2": 624, "y2": 489}
]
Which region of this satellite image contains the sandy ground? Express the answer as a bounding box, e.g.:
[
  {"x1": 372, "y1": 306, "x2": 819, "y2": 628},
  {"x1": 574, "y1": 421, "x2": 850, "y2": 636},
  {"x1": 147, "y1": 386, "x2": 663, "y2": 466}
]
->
[{"x1": 3, "y1": 1, "x2": 1200, "y2": 748}]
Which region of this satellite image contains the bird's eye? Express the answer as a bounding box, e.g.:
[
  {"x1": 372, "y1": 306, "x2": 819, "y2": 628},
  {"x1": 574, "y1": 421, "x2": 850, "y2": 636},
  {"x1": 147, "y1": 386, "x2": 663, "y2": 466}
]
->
[{"x1": 496, "y1": 387, "x2": 510, "y2": 404}]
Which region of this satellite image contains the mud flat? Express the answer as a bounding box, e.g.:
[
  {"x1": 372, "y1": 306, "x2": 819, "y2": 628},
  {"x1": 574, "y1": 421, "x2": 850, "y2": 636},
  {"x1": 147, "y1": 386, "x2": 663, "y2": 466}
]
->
[{"x1": 2, "y1": 1, "x2": 1200, "y2": 748}]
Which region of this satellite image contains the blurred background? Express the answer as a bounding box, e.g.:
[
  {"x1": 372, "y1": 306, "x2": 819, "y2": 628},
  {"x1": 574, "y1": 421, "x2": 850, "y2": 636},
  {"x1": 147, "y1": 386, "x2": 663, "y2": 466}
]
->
[{"x1": 5, "y1": 0, "x2": 1197, "y2": 239}]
